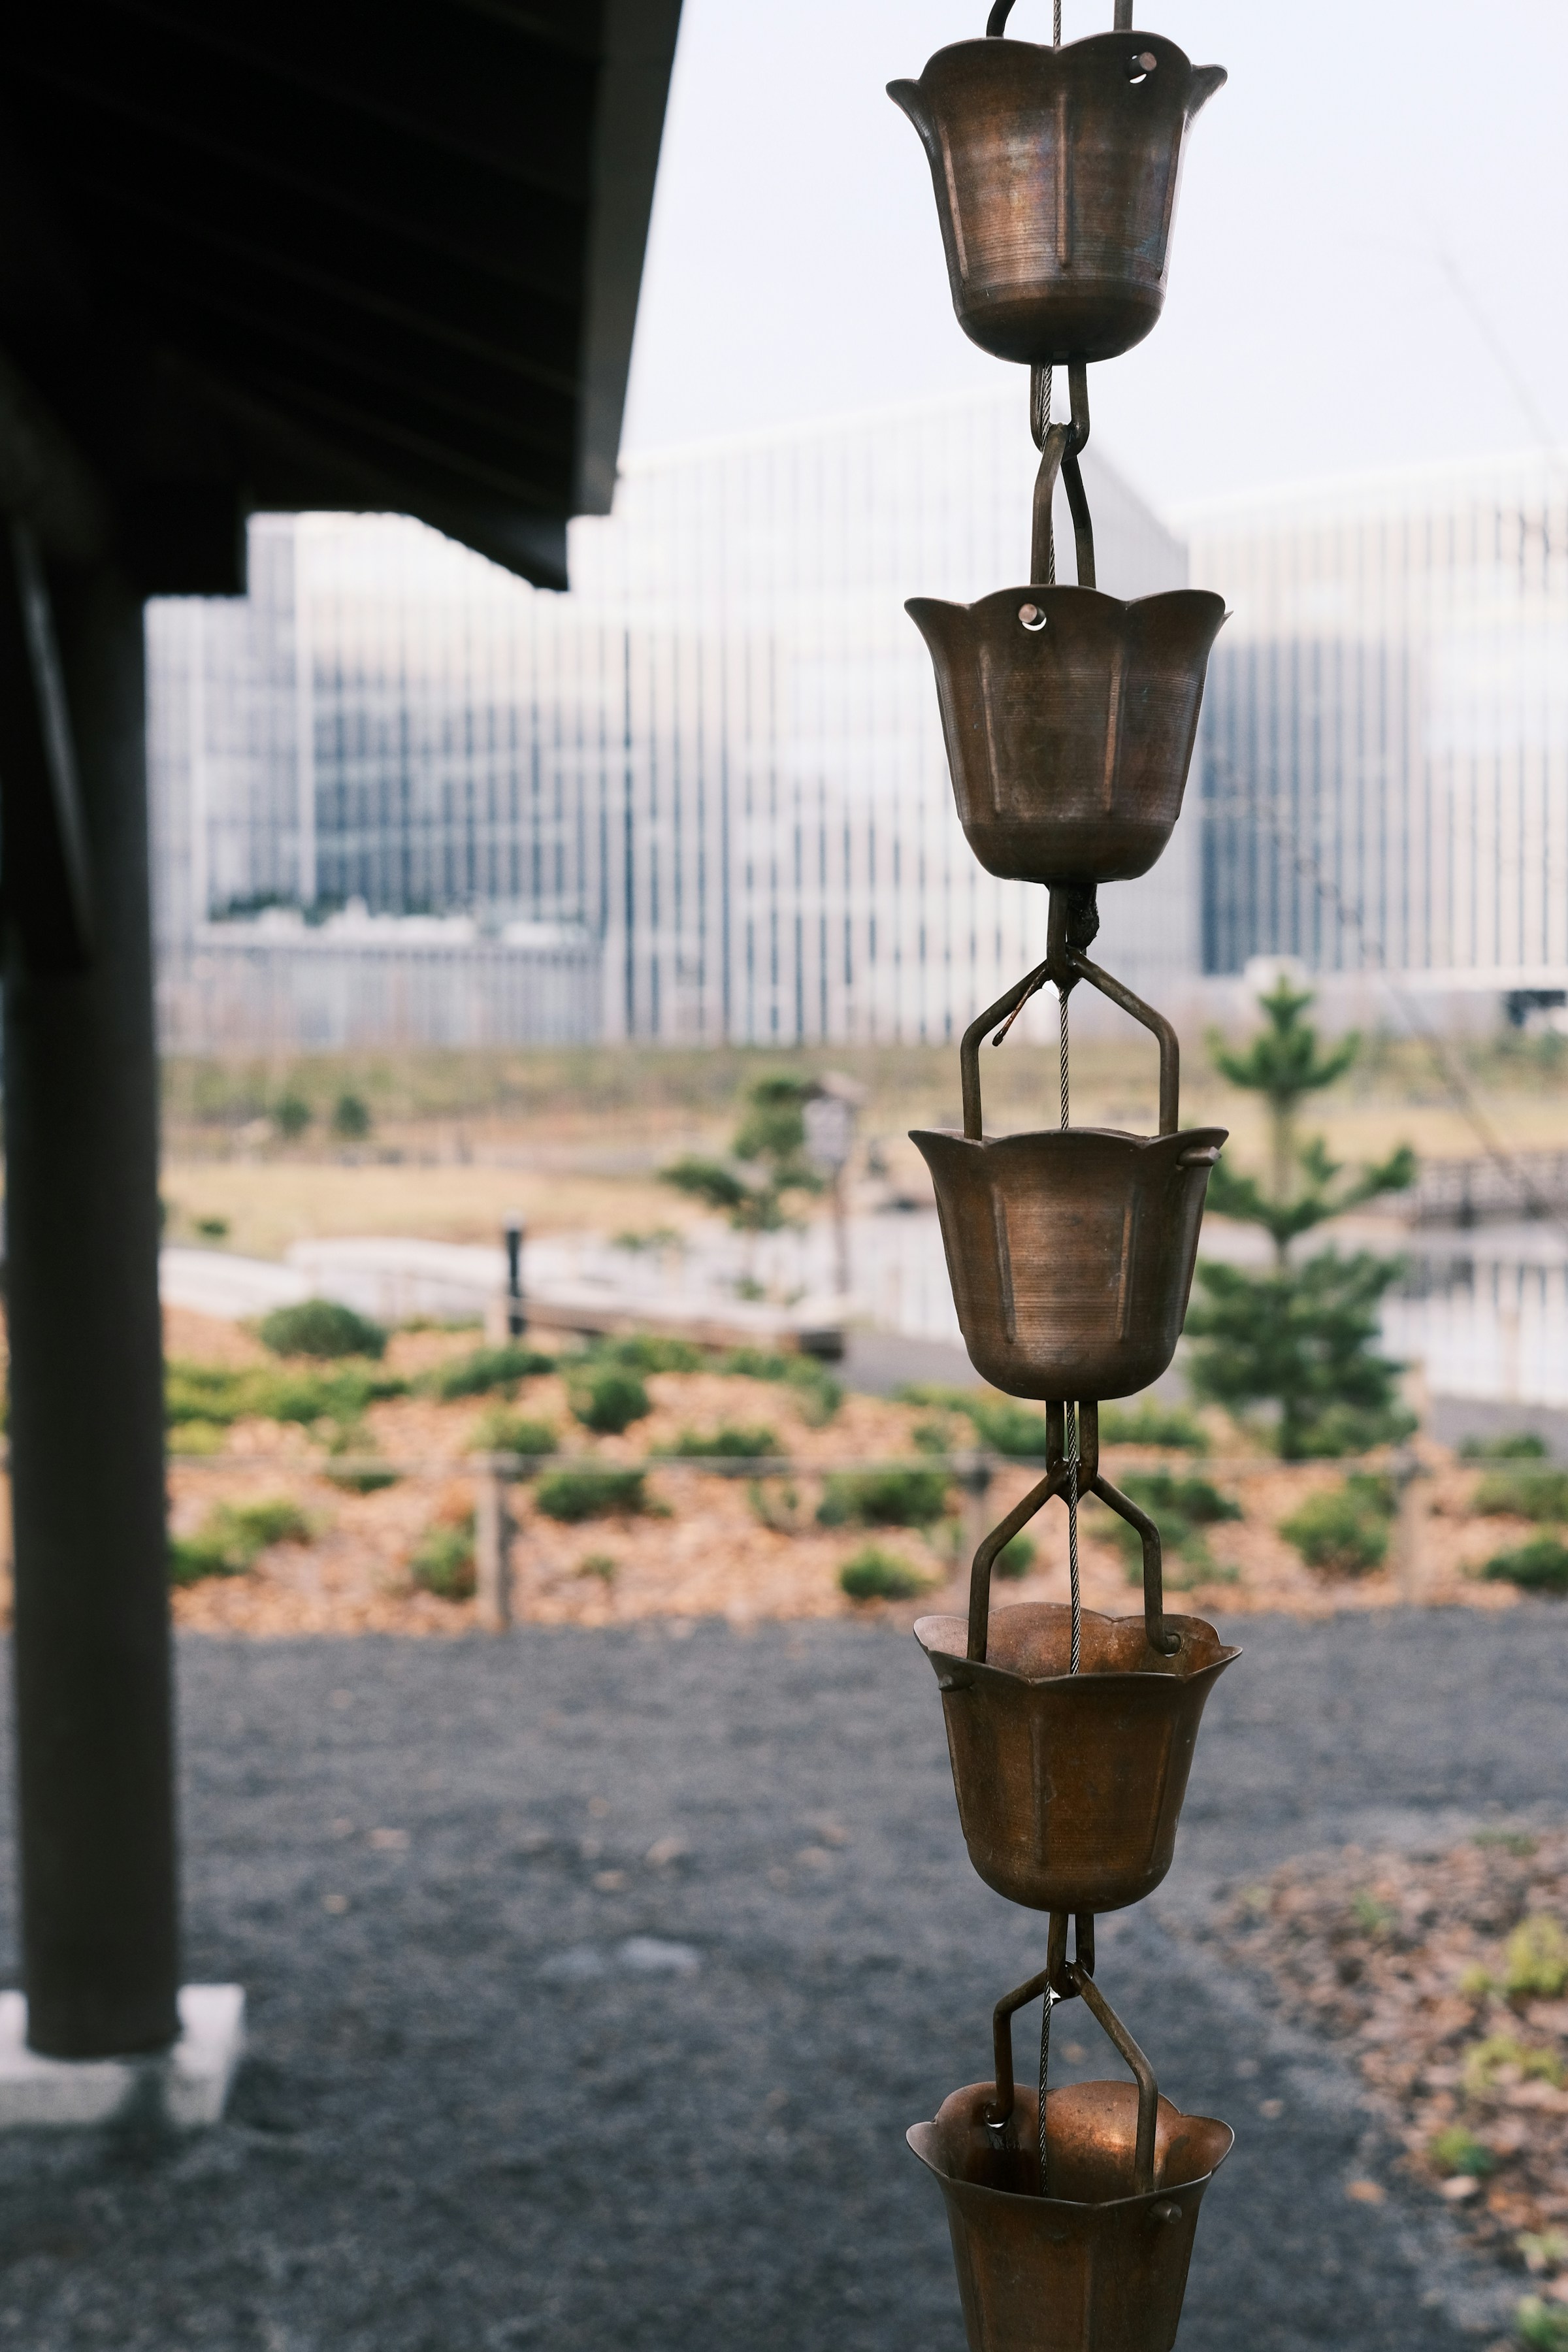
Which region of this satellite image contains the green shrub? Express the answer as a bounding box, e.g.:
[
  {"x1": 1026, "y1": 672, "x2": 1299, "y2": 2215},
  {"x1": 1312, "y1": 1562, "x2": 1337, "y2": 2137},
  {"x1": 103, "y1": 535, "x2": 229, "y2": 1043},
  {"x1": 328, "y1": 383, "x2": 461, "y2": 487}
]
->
[
  {"x1": 968, "y1": 1400, "x2": 1052, "y2": 1458},
  {"x1": 410, "y1": 1515, "x2": 476, "y2": 1601},
  {"x1": 272, "y1": 1092, "x2": 312, "y2": 1139},
  {"x1": 325, "y1": 1421, "x2": 400, "y2": 1492},
  {"x1": 748, "y1": 1478, "x2": 806, "y2": 1534},
  {"x1": 996, "y1": 1531, "x2": 1036, "y2": 1580},
  {"x1": 1098, "y1": 1402, "x2": 1210, "y2": 1452},
  {"x1": 534, "y1": 1466, "x2": 647, "y2": 1523},
  {"x1": 657, "y1": 1424, "x2": 781, "y2": 1462},
  {"x1": 1481, "y1": 1536, "x2": 1568, "y2": 1593},
  {"x1": 720, "y1": 1348, "x2": 842, "y2": 1424},
  {"x1": 577, "y1": 1552, "x2": 618, "y2": 1584},
  {"x1": 195, "y1": 1215, "x2": 230, "y2": 1241},
  {"x1": 1463, "y1": 2034, "x2": 1563, "y2": 2095},
  {"x1": 169, "y1": 1497, "x2": 313, "y2": 1586},
  {"x1": 419, "y1": 1344, "x2": 556, "y2": 1401},
  {"x1": 1280, "y1": 1476, "x2": 1395, "y2": 1576},
  {"x1": 169, "y1": 1418, "x2": 227, "y2": 1456},
  {"x1": 1428, "y1": 2125, "x2": 1495, "y2": 2178},
  {"x1": 466, "y1": 1409, "x2": 557, "y2": 1462},
  {"x1": 817, "y1": 1467, "x2": 951, "y2": 1529},
  {"x1": 583, "y1": 1332, "x2": 703, "y2": 1373},
  {"x1": 569, "y1": 1365, "x2": 651, "y2": 1435},
  {"x1": 838, "y1": 1546, "x2": 932, "y2": 1602},
  {"x1": 1460, "y1": 1431, "x2": 1549, "y2": 1462},
  {"x1": 167, "y1": 1359, "x2": 403, "y2": 1435},
  {"x1": 1504, "y1": 1915, "x2": 1568, "y2": 1999},
  {"x1": 331, "y1": 1091, "x2": 372, "y2": 1140},
  {"x1": 1119, "y1": 1471, "x2": 1243, "y2": 1527},
  {"x1": 257, "y1": 1299, "x2": 387, "y2": 1360},
  {"x1": 911, "y1": 1416, "x2": 959, "y2": 1456},
  {"x1": 1516, "y1": 2296, "x2": 1568, "y2": 2351},
  {"x1": 1473, "y1": 1467, "x2": 1568, "y2": 1522}
]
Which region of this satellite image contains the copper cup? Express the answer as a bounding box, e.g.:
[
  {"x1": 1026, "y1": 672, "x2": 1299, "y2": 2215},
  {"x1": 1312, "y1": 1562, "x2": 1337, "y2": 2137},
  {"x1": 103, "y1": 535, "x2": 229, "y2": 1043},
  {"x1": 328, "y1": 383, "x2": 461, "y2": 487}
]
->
[
  {"x1": 906, "y1": 586, "x2": 1227, "y2": 887},
  {"x1": 888, "y1": 32, "x2": 1226, "y2": 367},
  {"x1": 915, "y1": 1603, "x2": 1238, "y2": 1914},
  {"x1": 911, "y1": 1125, "x2": 1224, "y2": 1401},
  {"x1": 909, "y1": 2078, "x2": 1232, "y2": 2352}
]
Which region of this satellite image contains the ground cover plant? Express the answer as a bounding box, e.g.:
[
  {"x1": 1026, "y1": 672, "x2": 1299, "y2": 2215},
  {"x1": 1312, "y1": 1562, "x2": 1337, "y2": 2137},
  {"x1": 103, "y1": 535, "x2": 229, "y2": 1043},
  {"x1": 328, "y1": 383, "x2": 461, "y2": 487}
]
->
[
  {"x1": 167, "y1": 1360, "x2": 408, "y2": 1440},
  {"x1": 533, "y1": 1466, "x2": 648, "y2": 1524},
  {"x1": 1473, "y1": 1468, "x2": 1568, "y2": 1522},
  {"x1": 465, "y1": 1409, "x2": 557, "y2": 1461},
  {"x1": 1281, "y1": 1473, "x2": 1399, "y2": 1577},
  {"x1": 816, "y1": 1466, "x2": 950, "y2": 1529},
  {"x1": 417, "y1": 1343, "x2": 556, "y2": 1401},
  {"x1": 1209, "y1": 1829, "x2": 1568, "y2": 2347},
  {"x1": 170, "y1": 1497, "x2": 314, "y2": 1586},
  {"x1": 1094, "y1": 1468, "x2": 1242, "y2": 1583},
  {"x1": 410, "y1": 1513, "x2": 476, "y2": 1601},
  {"x1": 838, "y1": 1546, "x2": 932, "y2": 1602},
  {"x1": 655, "y1": 1424, "x2": 782, "y2": 1463},
  {"x1": 257, "y1": 1299, "x2": 387, "y2": 1360},
  {"x1": 1463, "y1": 1434, "x2": 1552, "y2": 1463},
  {"x1": 1481, "y1": 1537, "x2": 1568, "y2": 1596},
  {"x1": 568, "y1": 1364, "x2": 651, "y2": 1435}
]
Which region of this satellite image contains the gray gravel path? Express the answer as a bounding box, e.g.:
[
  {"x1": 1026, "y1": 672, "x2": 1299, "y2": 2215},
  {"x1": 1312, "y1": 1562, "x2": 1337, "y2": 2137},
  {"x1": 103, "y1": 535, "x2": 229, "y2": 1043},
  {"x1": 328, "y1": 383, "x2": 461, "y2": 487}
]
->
[{"x1": 0, "y1": 1607, "x2": 1561, "y2": 2350}]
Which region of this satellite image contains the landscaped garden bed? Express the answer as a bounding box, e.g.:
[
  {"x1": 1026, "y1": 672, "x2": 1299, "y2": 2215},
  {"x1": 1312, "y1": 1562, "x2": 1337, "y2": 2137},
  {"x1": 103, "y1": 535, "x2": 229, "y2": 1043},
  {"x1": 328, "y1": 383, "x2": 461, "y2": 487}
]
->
[
  {"x1": 39, "y1": 1305, "x2": 1537, "y2": 1637},
  {"x1": 1203, "y1": 1831, "x2": 1568, "y2": 2349}
]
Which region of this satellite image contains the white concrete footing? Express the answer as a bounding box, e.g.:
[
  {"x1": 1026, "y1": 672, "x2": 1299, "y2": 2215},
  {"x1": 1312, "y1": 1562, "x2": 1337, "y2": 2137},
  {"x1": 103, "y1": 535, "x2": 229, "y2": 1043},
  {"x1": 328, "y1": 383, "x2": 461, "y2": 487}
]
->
[{"x1": 0, "y1": 1985, "x2": 245, "y2": 2128}]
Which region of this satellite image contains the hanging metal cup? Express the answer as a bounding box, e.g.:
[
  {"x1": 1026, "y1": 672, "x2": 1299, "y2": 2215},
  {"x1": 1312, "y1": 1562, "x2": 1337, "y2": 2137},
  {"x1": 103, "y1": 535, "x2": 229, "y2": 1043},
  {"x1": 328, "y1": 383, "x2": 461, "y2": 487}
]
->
[
  {"x1": 917, "y1": 1597, "x2": 1238, "y2": 1912},
  {"x1": 911, "y1": 936, "x2": 1225, "y2": 1401},
  {"x1": 907, "y1": 586, "x2": 1226, "y2": 887},
  {"x1": 909, "y1": 1967, "x2": 1232, "y2": 2352},
  {"x1": 888, "y1": 12, "x2": 1226, "y2": 367}
]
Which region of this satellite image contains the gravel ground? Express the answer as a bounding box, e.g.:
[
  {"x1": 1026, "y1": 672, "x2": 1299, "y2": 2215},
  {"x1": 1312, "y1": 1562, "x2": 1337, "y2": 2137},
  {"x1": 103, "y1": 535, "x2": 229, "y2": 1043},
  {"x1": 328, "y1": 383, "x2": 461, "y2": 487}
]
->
[{"x1": 0, "y1": 1608, "x2": 1561, "y2": 2350}]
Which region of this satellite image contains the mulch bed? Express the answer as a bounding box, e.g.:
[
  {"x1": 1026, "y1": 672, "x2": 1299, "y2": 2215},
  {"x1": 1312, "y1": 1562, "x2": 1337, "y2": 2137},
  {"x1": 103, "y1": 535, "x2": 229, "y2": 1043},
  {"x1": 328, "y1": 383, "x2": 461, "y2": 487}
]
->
[
  {"x1": 110, "y1": 1309, "x2": 1558, "y2": 1637},
  {"x1": 1205, "y1": 1831, "x2": 1568, "y2": 2342}
]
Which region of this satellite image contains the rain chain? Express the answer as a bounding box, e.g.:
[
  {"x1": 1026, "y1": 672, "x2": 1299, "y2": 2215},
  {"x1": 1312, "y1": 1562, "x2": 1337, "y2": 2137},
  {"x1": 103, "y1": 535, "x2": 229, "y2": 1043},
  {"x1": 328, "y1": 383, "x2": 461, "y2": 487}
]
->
[{"x1": 890, "y1": 8, "x2": 1243, "y2": 2345}]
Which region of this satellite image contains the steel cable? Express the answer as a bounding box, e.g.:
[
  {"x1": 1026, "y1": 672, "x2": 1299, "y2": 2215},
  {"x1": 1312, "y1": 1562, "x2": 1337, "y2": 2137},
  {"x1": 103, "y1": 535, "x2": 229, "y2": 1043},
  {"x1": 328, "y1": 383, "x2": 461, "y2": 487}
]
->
[{"x1": 1060, "y1": 986, "x2": 1081, "y2": 1673}]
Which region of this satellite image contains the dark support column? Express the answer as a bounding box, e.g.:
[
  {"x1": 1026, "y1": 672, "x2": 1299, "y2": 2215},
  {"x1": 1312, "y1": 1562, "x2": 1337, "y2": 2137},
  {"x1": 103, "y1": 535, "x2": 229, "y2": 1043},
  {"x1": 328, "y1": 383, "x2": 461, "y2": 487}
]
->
[{"x1": 3, "y1": 563, "x2": 178, "y2": 2056}]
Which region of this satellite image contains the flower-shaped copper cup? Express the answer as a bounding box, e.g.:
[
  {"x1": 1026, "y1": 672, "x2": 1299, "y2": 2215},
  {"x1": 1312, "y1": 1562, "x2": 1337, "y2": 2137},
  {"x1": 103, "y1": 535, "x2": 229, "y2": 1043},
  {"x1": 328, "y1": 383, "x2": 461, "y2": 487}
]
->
[
  {"x1": 889, "y1": 29, "x2": 1226, "y2": 365},
  {"x1": 915, "y1": 1603, "x2": 1238, "y2": 1914},
  {"x1": 907, "y1": 586, "x2": 1227, "y2": 887},
  {"x1": 910, "y1": 2076, "x2": 1232, "y2": 2352},
  {"x1": 911, "y1": 1125, "x2": 1224, "y2": 1401}
]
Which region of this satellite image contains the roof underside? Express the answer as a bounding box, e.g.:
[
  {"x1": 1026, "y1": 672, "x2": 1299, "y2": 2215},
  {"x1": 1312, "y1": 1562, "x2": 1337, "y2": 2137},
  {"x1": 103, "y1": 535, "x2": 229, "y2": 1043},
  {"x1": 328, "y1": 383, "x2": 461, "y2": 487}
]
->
[{"x1": 0, "y1": 0, "x2": 681, "y2": 590}]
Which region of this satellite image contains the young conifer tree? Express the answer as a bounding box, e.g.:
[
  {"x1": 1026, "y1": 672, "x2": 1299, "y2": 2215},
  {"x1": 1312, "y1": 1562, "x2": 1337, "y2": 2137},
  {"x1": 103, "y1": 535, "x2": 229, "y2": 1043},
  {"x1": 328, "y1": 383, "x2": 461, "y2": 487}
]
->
[{"x1": 1184, "y1": 977, "x2": 1417, "y2": 1459}]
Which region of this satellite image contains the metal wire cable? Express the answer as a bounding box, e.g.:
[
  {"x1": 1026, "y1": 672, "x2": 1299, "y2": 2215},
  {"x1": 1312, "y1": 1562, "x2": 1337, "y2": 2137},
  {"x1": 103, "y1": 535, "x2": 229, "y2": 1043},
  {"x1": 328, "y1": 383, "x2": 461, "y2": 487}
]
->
[
  {"x1": 1054, "y1": 0, "x2": 1062, "y2": 44},
  {"x1": 1038, "y1": 1985, "x2": 1057, "y2": 2193},
  {"x1": 1031, "y1": 366, "x2": 1056, "y2": 583},
  {"x1": 1060, "y1": 985, "x2": 1081, "y2": 1673}
]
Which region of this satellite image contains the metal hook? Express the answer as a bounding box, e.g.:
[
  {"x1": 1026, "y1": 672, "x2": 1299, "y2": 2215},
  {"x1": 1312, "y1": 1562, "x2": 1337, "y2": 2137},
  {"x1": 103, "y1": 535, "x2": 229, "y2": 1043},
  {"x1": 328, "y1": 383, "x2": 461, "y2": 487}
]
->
[
  {"x1": 988, "y1": 1, "x2": 1133, "y2": 31},
  {"x1": 1088, "y1": 1465, "x2": 1179, "y2": 1658},
  {"x1": 965, "y1": 1405, "x2": 1101, "y2": 1664}
]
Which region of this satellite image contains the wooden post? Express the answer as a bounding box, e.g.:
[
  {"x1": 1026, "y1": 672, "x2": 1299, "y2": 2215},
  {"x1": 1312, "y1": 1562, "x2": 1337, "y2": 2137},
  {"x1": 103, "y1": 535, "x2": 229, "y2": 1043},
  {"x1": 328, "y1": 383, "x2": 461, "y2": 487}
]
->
[
  {"x1": 3, "y1": 559, "x2": 180, "y2": 2056},
  {"x1": 474, "y1": 1464, "x2": 513, "y2": 1633}
]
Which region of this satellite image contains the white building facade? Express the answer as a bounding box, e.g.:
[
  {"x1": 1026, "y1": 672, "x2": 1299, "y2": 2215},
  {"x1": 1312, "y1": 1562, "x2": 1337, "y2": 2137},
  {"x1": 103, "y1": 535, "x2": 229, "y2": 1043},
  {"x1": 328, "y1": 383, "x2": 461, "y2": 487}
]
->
[
  {"x1": 1188, "y1": 450, "x2": 1568, "y2": 994},
  {"x1": 147, "y1": 386, "x2": 1198, "y2": 1051}
]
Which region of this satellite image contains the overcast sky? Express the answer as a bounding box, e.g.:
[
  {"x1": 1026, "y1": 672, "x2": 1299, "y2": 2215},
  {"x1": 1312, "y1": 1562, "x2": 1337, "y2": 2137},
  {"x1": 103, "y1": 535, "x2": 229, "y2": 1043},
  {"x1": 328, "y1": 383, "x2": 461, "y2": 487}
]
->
[{"x1": 620, "y1": 0, "x2": 1568, "y2": 517}]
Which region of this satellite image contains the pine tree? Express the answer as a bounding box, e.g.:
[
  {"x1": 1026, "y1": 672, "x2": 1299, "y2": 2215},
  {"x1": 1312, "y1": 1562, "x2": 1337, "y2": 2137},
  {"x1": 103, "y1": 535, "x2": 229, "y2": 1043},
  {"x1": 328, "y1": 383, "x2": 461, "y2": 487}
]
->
[
  {"x1": 1184, "y1": 978, "x2": 1417, "y2": 1459},
  {"x1": 661, "y1": 1075, "x2": 825, "y2": 1233}
]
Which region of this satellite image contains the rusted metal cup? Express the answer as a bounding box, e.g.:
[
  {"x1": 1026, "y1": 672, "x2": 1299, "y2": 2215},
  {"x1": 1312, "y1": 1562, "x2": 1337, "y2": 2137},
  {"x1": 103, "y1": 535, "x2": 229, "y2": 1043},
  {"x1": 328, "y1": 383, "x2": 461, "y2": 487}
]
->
[
  {"x1": 911, "y1": 1125, "x2": 1225, "y2": 1400},
  {"x1": 906, "y1": 586, "x2": 1227, "y2": 887},
  {"x1": 888, "y1": 31, "x2": 1226, "y2": 366},
  {"x1": 909, "y1": 2077, "x2": 1232, "y2": 2352},
  {"x1": 915, "y1": 1602, "x2": 1238, "y2": 1913}
]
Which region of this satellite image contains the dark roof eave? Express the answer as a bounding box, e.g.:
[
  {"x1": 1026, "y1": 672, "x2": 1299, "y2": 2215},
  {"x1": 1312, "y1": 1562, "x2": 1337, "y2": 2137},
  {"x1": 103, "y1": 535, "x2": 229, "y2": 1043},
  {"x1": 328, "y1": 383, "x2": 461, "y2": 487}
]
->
[{"x1": 572, "y1": 0, "x2": 680, "y2": 519}]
